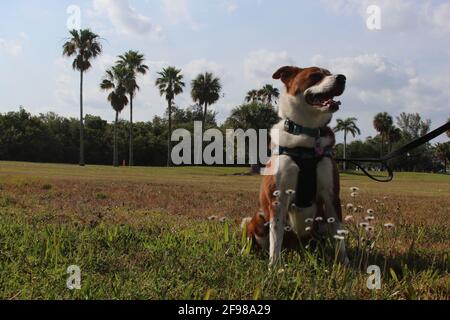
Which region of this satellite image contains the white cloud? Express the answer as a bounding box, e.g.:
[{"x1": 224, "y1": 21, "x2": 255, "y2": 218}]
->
[
  {"x1": 321, "y1": 0, "x2": 450, "y2": 34},
  {"x1": 183, "y1": 59, "x2": 225, "y2": 79},
  {"x1": 244, "y1": 50, "x2": 295, "y2": 85},
  {"x1": 312, "y1": 53, "x2": 414, "y2": 91},
  {"x1": 224, "y1": 1, "x2": 238, "y2": 13},
  {"x1": 92, "y1": 0, "x2": 162, "y2": 38},
  {"x1": 160, "y1": 0, "x2": 200, "y2": 30},
  {"x1": 427, "y1": 3, "x2": 450, "y2": 34},
  {"x1": 0, "y1": 33, "x2": 27, "y2": 57}
]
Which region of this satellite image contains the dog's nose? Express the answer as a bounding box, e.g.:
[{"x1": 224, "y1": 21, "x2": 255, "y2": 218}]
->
[{"x1": 336, "y1": 74, "x2": 346, "y2": 82}]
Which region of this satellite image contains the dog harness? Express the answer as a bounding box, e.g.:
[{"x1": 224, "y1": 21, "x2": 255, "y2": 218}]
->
[{"x1": 277, "y1": 119, "x2": 333, "y2": 208}]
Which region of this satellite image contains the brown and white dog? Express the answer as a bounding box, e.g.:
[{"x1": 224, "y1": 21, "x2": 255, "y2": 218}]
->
[{"x1": 243, "y1": 66, "x2": 349, "y2": 266}]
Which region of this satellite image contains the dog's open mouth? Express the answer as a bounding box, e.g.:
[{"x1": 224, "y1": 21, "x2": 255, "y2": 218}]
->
[{"x1": 305, "y1": 93, "x2": 342, "y2": 112}]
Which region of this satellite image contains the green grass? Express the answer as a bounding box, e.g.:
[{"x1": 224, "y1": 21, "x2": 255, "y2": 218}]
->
[{"x1": 0, "y1": 161, "x2": 448, "y2": 300}]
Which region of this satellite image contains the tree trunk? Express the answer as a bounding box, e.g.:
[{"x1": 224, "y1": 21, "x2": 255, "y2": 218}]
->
[
  {"x1": 202, "y1": 102, "x2": 208, "y2": 131},
  {"x1": 380, "y1": 134, "x2": 384, "y2": 158},
  {"x1": 114, "y1": 111, "x2": 119, "y2": 167},
  {"x1": 129, "y1": 94, "x2": 134, "y2": 167},
  {"x1": 79, "y1": 70, "x2": 85, "y2": 166},
  {"x1": 343, "y1": 130, "x2": 347, "y2": 172},
  {"x1": 167, "y1": 100, "x2": 172, "y2": 167}
]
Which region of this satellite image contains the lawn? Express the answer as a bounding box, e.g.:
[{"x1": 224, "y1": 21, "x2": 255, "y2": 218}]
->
[{"x1": 0, "y1": 161, "x2": 448, "y2": 300}]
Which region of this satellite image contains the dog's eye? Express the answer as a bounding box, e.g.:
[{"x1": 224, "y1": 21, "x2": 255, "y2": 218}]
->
[{"x1": 309, "y1": 73, "x2": 324, "y2": 82}]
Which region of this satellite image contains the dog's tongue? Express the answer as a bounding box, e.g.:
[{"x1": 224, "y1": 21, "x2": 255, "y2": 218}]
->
[{"x1": 324, "y1": 99, "x2": 341, "y2": 111}]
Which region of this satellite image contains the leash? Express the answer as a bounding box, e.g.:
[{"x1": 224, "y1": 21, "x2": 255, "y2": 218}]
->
[{"x1": 335, "y1": 121, "x2": 450, "y2": 182}]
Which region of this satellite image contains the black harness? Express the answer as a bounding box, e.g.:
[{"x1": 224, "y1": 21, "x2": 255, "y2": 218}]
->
[{"x1": 277, "y1": 119, "x2": 332, "y2": 208}]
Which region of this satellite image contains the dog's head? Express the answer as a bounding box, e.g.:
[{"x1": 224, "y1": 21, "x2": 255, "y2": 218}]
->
[{"x1": 273, "y1": 66, "x2": 346, "y2": 125}]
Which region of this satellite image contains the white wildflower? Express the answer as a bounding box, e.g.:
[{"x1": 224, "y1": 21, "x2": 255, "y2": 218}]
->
[
  {"x1": 359, "y1": 222, "x2": 369, "y2": 228},
  {"x1": 337, "y1": 229, "x2": 349, "y2": 236}
]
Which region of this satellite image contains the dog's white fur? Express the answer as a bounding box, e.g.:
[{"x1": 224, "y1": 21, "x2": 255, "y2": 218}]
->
[{"x1": 268, "y1": 81, "x2": 349, "y2": 267}]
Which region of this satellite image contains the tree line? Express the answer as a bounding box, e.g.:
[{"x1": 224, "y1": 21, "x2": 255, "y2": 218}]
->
[
  {"x1": 1, "y1": 106, "x2": 448, "y2": 172},
  {"x1": 333, "y1": 113, "x2": 450, "y2": 173}
]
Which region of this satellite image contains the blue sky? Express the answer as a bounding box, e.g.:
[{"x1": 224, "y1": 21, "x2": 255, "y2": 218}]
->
[{"x1": 0, "y1": 0, "x2": 449, "y2": 143}]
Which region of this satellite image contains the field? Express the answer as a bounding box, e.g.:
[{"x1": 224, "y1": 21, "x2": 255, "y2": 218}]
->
[{"x1": 0, "y1": 161, "x2": 449, "y2": 300}]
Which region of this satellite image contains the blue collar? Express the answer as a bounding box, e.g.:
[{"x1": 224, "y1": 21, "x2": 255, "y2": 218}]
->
[
  {"x1": 284, "y1": 118, "x2": 321, "y2": 138},
  {"x1": 280, "y1": 119, "x2": 333, "y2": 159}
]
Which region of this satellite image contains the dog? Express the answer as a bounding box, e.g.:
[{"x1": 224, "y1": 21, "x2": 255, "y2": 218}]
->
[{"x1": 243, "y1": 66, "x2": 349, "y2": 267}]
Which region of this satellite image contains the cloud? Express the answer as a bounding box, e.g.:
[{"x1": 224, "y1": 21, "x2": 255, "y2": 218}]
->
[
  {"x1": 312, "y1": 53, "x2": 415, "y2": 91},
  {"x1": 320, "y1": 0, "x2": 450, "y2": 34},
  {"x1": 223, "y1": 1, "x2": 238, "y2": 13},
  {"x1": 427, "y1": 2, "x2": 450, "y2": 34},
  {"x1": 244, "y1": 50, "x2": 295, "y2": 85},
  {"x1": 160, "y1": 0, "x2": 200, "y2": 30},
  {"x1": 0, "y1": 33, "x2": 27, "y2": 57},
  {"x1": 183, "y1": 59, "x2": 225, "y2": 79},
  {"x1": 92, "y1": 0, "x2": 161, "y2": 38}
]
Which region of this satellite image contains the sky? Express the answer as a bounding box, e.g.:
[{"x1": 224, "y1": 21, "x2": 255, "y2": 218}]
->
[{"x1": 0, "y1": 0, "x2": 449, "y2": 143}]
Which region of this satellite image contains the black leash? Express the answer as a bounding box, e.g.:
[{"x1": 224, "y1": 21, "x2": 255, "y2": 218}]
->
[{"x1": 335, "y1": 121, "x2": 450, "y2": 182}]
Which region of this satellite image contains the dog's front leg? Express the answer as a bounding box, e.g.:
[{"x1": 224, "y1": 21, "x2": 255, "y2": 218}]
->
[
  {"x1": 317, "y1": 157, "x2": 349, "y2": 265},
  {"x1": 269, "y1": 155, "x2": 299, "y2": 267}
]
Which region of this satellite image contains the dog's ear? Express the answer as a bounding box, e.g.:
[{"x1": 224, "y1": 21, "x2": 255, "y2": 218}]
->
[{"x1": 273, "y1": 66, "x2": 302, "y2": 84}]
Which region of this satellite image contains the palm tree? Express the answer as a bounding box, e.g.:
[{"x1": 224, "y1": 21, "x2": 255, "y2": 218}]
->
[
  {"x1": 155, "y1": 67, "x2": 185, "y2": 167},
  {"x1": 447, "y1": 118, "x2": 450, "y2": 138},
  {"x1": 373, "y1": 112, "x2": 393, "y2": 157},
  {"x1": 100, "y1": 65, "x2": 130, "y2": 167},
  {"x1": 63, "y1": 29, "x2": 102, "y2": 166},
  {"x1": 225, "y1": 102, "x2": 279, "y2": 174},
  {"x1": 117, "y1": 50, "x2": 149, "y2": 167},
  {"x1": 435, "y1": 143, "x2": 450, "y2": 173},
  {"x1": 245, "y1": 90, "x2": 261, "y2": 103},
  {"x1": 259, "y1": 84, "x2": 280, "y2": 105},
  {"x1": 387, "y1": 126, "x2": 402, "y2": 152},
  {"x1": 191, "y1": 72, "x2": 222, "y2": 130},
  {"x1": 333, "y1": 118, "x2": 361, "y2": 171}
]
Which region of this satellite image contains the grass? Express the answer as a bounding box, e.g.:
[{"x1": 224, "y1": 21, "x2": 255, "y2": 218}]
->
[{"x1": 0, "y1": 161, "x2": 448, "y2": 300}]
